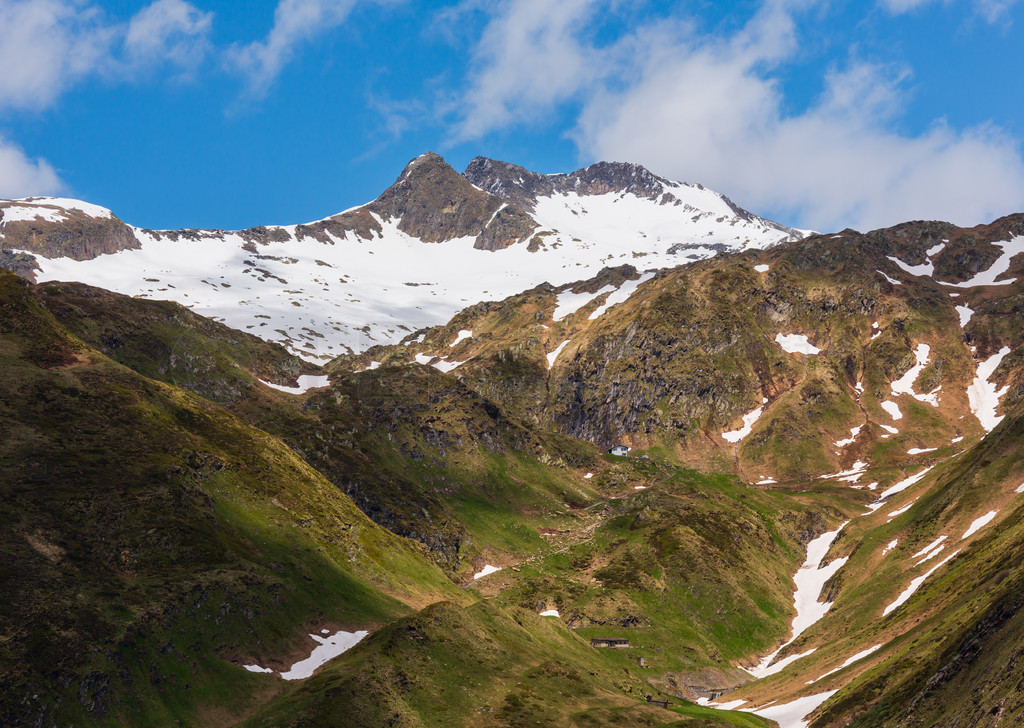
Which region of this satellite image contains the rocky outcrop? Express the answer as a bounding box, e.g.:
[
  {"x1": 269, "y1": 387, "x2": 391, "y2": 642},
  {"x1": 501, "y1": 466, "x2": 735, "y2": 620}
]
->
[
  {"x1": 0, "y1": 209, "x2": 139, "y2": 261},
  {"x1": 0, "y1": 248, "x2": 40, "y2": 282},
  {"x1": 463, "y1": 156, "x2": 675, "y2": 212},
  {"x1": 364, "y1": 152, "x2": 536, "y2": 249}
]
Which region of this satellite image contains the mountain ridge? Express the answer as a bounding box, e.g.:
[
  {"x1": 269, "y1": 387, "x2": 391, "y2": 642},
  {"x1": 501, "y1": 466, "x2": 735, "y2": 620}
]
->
[{"x1": 0, "y1": 153, "x2": 809, "y2": 361}]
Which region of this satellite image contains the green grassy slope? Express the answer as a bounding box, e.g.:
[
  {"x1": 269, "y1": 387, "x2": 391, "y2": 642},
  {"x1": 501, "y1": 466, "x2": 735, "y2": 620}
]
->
[
  {"x1": 486, "y1": 461, "x2": 859, "y2": 696},
  {"x1": 806, "y1": 401, "x2": 1024, "y2": 727},
  {"x1": 35, "y1": 280, "x2": 313, "y2": 406},
  {"x1": 241, "y1": 600, "x2": 773, "y2": 728},
  {"x1": 0, "y1": 270, "x2": 463, "y2": 726}
]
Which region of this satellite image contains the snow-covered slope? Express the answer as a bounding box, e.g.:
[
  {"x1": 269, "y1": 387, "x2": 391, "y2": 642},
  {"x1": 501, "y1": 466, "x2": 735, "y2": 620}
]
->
[{"x1": 0, "y1": 154, "x2": 809, "y2": 361}]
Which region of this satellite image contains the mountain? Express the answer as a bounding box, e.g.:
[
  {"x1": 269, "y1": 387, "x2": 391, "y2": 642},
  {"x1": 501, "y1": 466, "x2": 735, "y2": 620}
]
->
[
  {"x1": 0, "y1": 153, "x2": 807, "y2": 362},
  {"x1": 6, "y1": 154, "x2": 1024, "y2": 728}
]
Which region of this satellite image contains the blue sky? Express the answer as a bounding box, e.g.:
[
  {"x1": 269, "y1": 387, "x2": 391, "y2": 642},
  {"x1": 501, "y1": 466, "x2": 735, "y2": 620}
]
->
[{"x1": 1, "y1": 0, "x2": 1022, "y2": 233}]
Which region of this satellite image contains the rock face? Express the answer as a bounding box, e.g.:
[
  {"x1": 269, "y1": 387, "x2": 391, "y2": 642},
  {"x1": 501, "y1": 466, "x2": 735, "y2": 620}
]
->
[
  {"x1": 0, "y1": 200, "x2": 140, "y2": 280},
  {"x1": 366, "y1": 152, "x2": 537, "y2": 249},
  {"x1": 464, "y1": 156, "x2": 678, "y2": 211}
]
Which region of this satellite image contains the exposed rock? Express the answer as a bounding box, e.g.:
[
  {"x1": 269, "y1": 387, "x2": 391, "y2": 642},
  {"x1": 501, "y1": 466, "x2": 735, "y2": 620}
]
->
[{"x1": 0, "y1": 209, "x2": 139, "y2": 261}]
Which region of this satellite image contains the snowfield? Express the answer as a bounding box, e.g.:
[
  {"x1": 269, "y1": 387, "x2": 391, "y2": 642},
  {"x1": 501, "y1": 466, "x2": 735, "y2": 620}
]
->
[{"x1": 18, "y1": 177, "x2": 801, "y2": 361}]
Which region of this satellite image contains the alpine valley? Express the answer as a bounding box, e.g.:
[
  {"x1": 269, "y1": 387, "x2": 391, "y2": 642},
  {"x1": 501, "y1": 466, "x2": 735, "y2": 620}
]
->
[{"x1": 3, "y1": 153, "x2": 1024, "y2": 728}]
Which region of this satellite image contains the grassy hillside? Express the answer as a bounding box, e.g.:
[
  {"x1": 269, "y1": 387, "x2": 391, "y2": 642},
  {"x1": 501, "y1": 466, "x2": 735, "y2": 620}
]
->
[
  {"x1": 0, "y1": 270, "x2": 464, "y2": 726},
  {"x1": 242, "y1": 600, "x2": 773, "y2": 728}
]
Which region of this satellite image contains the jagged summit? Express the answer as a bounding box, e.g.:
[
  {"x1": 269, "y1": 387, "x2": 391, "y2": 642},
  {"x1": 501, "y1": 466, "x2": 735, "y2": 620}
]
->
[
  {"x1": 464, "y1": 155, "x2": 807, "y2": 242},
  {"x1": 364, "y1": 152, "x2": 536, "y2": 250},
  {"x1": 464, "y1": 156, "x2": 676, "y2": 211}
]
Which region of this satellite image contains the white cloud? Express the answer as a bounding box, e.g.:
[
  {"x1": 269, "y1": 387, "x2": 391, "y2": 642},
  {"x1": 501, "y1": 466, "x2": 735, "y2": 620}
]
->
[
  {"x1": 0, "y1": 136, "x2": 62, "y2": 198},
  {"x1": 227, "y1": 0, "x2": 367, "y2": 96},
  {"x1": 123, "y1": 0, "x2": 213, "y2": 73},
  {"x1": 0, "y1": 0, "x2": 213, "y2": 111},
  {"x1": 452, "y1": 0, "x2": 607, "y2": 140},
  {"x1": 453, "y1": 0, "x2": 1024, "y2": 231},
  {"x1": 0, "y1": 0, "x2": 113, "y2": 110}
]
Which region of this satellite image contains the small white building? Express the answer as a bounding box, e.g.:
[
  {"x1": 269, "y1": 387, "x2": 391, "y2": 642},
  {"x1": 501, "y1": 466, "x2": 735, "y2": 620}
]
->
[{"x1": 609, "y1": 445, "x2": 629, "y2": 456}]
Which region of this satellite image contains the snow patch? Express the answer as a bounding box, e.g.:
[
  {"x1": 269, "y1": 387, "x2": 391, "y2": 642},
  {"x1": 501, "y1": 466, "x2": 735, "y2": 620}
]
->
[
  {"x1": 809, "y1": 644, "x2": 883, "y2": 684},
  {"x1": 552, "y1": 285, "x2": 616, "y2": 321},
  {"x1": 280, "y1": 630, "x2": 369, "y2": 680},
  {"x1": 547, "y1": 340, "x2": 571, "y2": 369},
  {"x1": 874, "y1": 466, "x2": 935, "y2": 503},
  {"x1": 746, "y1": 691, "x2": 839, "y2": 728},
  {"x1": 886, "y1": 501, "x2": 916, "y2": 521},
  {"x1": 883, "y1": 551, "x2": 960, "y2": 617},
  {"x1": 260, "y1": 375, "x2": 330, "y2": 394},
  {"x1": 722, "y1": 404, "x2": 765, "y2": 443},
  {"x1": 961, "y1": 511, "x2": 997, "y2": 540},
  {"x1": 882, "y1": 540, "x2": 898, "y2": 556},
  {"x1": 834, "y1": 426, "x2": 862, "y2": 447},
  {"x1": 748, "y1": 524, "x2": 848, "y2": 678},
  {"x1": 968, "y1": 347, "x2": 1011, "y2": 432},
  {"x1": 912, "y1": 536, "x2": 947, "y2": 564},
  {"x1": 907, "y1": 447, "x2": 936, "y2": 455},
  {"x1": 943, "y1": 236, "x2": 1024, "y2": 288},
  {"x1": 587, "y1": 272, "x2": 655, "y2": 320},
  {"x1": 754, "y1": 264, "x2": 770, "y2": 272},
  {"x1": 431, "y1": 358, "x2": 467, "y2": 373},
  {"x1": 887, "y1": 255, "x2": 933, "y2": 278},
  {"x1": 880, "y1": 401, "x2": 902, "y2": 421},
  {"x1": 243, "y1": 664, "x2": 274, "y2": 674},
  {"x1": 876, "y1": 270, "x2": 901, "y2": 285},
  {"x1": 473, "y1": 565, "x2": 502, "y2": 580},
  {"x1": 450, "y1": 329, "x2": 473, "y2": 347},
  {"x1": 955, "y1": 305, "x2": 973, "y2": 327},
  {"x1": 890, "y1": 344, "x2": 940, "y2": 407},
  {"x1": 775, "y1": 333, "x2": 820, "y2": 355},
  {"x1": 539, "y1": 609, "x2": 560, "y2": 617}
]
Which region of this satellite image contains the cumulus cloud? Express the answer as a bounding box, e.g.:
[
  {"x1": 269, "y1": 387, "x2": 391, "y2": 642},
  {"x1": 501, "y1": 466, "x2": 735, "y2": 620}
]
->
[
  {"x1": 227, "y1": 0, "x2": 372, "y2": 97},
  {"x1": 452, "y1": 0, "x2": 608, "y2": 139},
  {"x1": 0, "y1": 0, "x2": 213, "y2": 111},
  {"x1": 0, "y1": 136, "x2": 62, "y2": 198},
  {"x1": 453, "y1": 0, "x2": 1024, "y2": 231}
]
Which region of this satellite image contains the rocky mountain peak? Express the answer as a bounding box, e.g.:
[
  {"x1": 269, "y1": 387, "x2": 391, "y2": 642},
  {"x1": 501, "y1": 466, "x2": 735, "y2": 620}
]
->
[
  {"x1": 561, "y1": 160, "x2": 672, "y2": 200},
  {"x1": 367, "y1": 153, "x2": 536, "y2": 248},
  {"x1": 466, "y1": 156, "x2": 718, "y2": 211}
]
